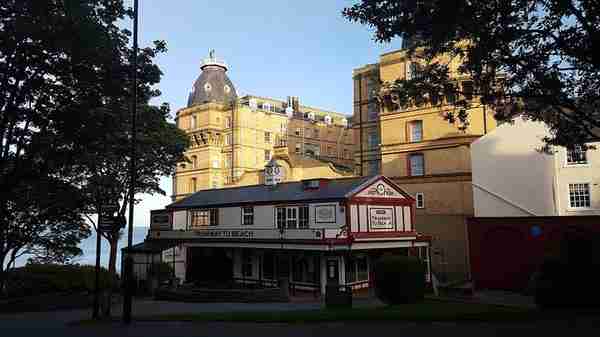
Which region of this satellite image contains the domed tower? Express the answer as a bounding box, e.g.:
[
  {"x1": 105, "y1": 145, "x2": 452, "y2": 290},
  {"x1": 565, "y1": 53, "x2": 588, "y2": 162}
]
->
[{"x1": 187, "y1": 50, "x2": 238, "y2": 107}]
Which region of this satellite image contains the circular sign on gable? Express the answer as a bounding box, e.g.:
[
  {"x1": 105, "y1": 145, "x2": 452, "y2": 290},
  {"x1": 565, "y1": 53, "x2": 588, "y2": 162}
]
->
[{"x1": 376, "y1": 183, "x2": 386, "y2": 195}]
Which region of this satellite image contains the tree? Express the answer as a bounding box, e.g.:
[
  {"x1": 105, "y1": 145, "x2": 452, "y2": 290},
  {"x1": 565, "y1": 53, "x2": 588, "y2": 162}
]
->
[
  {"x1": 0, "y1": 0, "x2": 135, "y2": 294},
  {"x1": 78, "y1": 40, "x2": 189, "y2": 316},
  {"x1": 343, "y1": 0, "x2": 600, "y2": 149}
]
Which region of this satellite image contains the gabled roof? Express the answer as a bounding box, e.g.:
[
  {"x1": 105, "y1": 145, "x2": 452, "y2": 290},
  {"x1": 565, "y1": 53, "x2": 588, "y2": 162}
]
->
[{"x1": 168, "y1": 176, "x2": 374, "y2": 210}]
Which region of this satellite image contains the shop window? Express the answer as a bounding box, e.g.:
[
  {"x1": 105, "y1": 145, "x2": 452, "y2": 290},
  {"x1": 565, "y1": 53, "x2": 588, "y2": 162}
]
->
[
  {"x1": 242, "y1": 252, "x2": 253, "y2": 278},
  {"x1": 242, "y1": 206, "x2": 254, "y2": 225}
]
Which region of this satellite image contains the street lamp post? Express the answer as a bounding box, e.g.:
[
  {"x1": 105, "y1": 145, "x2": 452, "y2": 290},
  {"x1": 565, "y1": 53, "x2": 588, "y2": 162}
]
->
[{"x1": 123, "y1": 0, "x2": 139, "y2": 324}]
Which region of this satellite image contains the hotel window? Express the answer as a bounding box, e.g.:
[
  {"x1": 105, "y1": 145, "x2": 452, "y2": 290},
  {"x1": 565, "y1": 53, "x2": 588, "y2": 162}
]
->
[
  {"x1": 190, "y1": 115, "x2": 196, "y2": 130},
  {"x1": 569, "y1": 183, "x2": 591, "y2": 208},
  {"x1": 566, "y1": 145, "x2": 587, "y2": 165},
  {"x1": 367, "y1": 131, "x2": 380, "y2": 149},
  {"x1": 343, "y1": 149, "x2": 350, "y2": 159},
  {"x1": 212, "y1": 159, "x2": 220, "y2": 168},
  {"x1": 264, "y1": 131, "x2": 271, "y2": 143},
  {"x1": 295, "y1": 128, "x2": 302, "y2": 137},
  {"x1": 264, "y1": 150, "x2": 271, "y2": 161},
  {"x1": 368, "y1": 102, "x2": 379, "y2": 121},
  {"x1": 225, "y1": 117, "x2": 231, "y2": 128},
  {"x1": 367, "y1": 161, "x2": 380, "y2": 176},
  {"x1": 225, "y1": 154, "x2": 232, "y2": 168},
  {"x1": 190, "y1": 177, "x2": 197, "y2": 192},
  {"x1": 191, "y1": 155, "x2": 197, "y2": 169},
  {"x1": 328, "y1": 145, "x2": 336, "y2": 156},
  {"x1": 415, "y1": 192, "x2": 425, "y2": 209},
  {"x1": 242, "y1": 206, "x2": 254, "y2": 225},
  {"x1": 409, "y1": 153, "x2": 425, "y2": 176},
  {"x1": 225, "y1": 133, "x2": 232, "y2": 146},
  {"x1": 313, "y1": 129, "x2": 319, "y2": 139},
  {"x1": 295, "y1": 143, "x2": 301, "y2": 154},
  {"x1": 190, "y1": 209, "x2": 219, "y2": 229},
  {"x1": 409, "y1": 120, "x2": 423, "y2": 142}
]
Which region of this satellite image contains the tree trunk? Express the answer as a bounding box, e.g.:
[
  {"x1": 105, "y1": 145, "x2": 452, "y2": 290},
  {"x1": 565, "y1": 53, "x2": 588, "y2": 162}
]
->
[{"x1": 102, "y1": 234, "x2": 119, "y2": 317}]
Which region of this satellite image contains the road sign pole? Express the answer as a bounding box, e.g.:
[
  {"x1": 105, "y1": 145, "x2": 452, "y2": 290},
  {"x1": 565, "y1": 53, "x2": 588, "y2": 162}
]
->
[{"x1": 92, "y1": 224, "x2": 101, "y2": 319}]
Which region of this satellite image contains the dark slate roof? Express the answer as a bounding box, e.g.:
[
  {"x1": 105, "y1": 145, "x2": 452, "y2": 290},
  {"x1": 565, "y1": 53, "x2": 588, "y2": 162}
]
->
[
  {"x1": 168, "y1": 176, "x2": 375, "y2": 210},
  {"x1": 187, "y1": 64, "x2": 238, "y2": 107}
]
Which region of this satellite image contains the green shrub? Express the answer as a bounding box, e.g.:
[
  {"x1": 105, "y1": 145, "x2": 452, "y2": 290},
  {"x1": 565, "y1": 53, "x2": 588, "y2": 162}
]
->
[
  {"x1": 534, "y1": 231, "x2": 600, "y2": 309},
  {"x1": 373, "y1": 255, "x2": 426, "y2": 304},
  {"x1": 5, "y1": 263, "x2": 115, "y2": 298}
]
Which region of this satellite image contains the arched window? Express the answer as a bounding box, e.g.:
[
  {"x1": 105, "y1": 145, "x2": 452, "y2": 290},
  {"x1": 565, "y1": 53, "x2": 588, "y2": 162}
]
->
[
  {"x1": 191, "y1": 155, "x2": 197, "y2": 169},
  {"x1": 190, "y1": 115, "x2": 197, "y2": 129}
]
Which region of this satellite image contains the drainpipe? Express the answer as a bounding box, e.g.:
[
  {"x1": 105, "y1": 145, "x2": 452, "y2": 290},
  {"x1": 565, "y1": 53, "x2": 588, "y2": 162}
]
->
[{"x1": 358, "y1": 75, "x2": 364, "y2": 176}]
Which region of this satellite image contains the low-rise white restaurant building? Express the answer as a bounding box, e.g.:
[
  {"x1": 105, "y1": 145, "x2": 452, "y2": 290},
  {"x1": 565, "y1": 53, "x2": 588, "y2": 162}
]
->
[{"x1": 142, "y1": 170, "x2": 431, "y2": 295}]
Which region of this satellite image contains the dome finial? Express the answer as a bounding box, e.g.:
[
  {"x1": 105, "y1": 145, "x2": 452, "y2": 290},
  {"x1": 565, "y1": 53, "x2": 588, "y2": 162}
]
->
[{"x1": 201, "y1": 49, "x2": 228, "y2": 71}]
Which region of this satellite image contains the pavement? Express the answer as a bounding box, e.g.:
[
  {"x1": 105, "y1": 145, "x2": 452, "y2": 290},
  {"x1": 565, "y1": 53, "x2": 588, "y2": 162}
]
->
[{"x1": 1, "y1": 296, "x2": 598, "y2": 337}]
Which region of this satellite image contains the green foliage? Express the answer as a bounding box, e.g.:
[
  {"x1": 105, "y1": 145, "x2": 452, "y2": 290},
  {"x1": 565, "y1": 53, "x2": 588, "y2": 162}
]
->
[
  {"x1": 373, "y1": 255, "x2": 426, "y2": 304},
  {"x1": 4, "y1": 263, "x2": 114, "y2": 298},
  {"x1": 534, "y1": 231, "x2": 600, "y2": 309},
  {"x1": 343, "y1": 0, "x2": 600, "y2": 148}
]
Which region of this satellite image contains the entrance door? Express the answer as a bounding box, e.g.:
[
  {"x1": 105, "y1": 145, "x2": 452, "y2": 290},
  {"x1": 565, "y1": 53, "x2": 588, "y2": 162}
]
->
[{"x1": 327, "y1": 259, "x2": 339, "y2": 285}]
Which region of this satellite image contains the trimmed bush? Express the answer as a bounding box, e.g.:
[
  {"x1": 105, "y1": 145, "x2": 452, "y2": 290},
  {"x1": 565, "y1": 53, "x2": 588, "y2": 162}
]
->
[
  {"x1": 4, "y1": 263, "x2": 115, "y2": 298},
  {"x1": 373, "y1": 255, "x2": 426, "y2": 304},
  {"x1": 534, "y1": 231, "x2": 600, "y2": 309}
]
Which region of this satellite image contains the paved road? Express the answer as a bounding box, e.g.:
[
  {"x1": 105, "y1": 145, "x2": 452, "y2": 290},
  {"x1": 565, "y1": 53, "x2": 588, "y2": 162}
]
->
[{"x1": 2, "y1": 300, "x2": 599, "y2": 337}]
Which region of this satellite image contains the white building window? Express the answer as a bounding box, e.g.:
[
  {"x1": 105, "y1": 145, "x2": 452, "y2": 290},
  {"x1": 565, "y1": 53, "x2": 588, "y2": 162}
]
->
[
  {"x1": 190, "y1": 115, "x2": 197, "y2": 130},
  {"x1": 566, "y1": 146, "x2": 587, "y2": 165},
  {"x1": 569, "y1": 183, "x2": 591, "y2": 208},
  {"x1": 242, "y1": 206, "x2": 254, "y2": 225},
  {"x1": 264, "y1": 131, "x2": 271, "y2": 143},
  {"x1": 409, "y1": 153, "x2": 425, "y2": 176},
  {"x1": 225, "y1": 133, "x2": 232, "y2": 146},
  {"x1": 191, "y1": 155, "x2": 197, "y2": 169},
  {"x1": 415, "y1": 192, "x2": 425, "y2": 209},
  {"x1": 295, "y1": 143, "x2": 301, "y2": 154},
  {"x1": 190, "y1": 209, "x2": 219, "y2": 229},
  {"x1": 409, "y1": 120, "x2": 423, "y2": 142},
  {"x1": 212, "y1": 160, "x2": 220, "y2": 168},
  {"x1": 225, "y1": 117, "x2": 231, "y2": 128},
  {"x1": 264, "y1": 150, "x2": 271, "y2": 161},
  {"x1": 276, "y1": 206, "x2": 309, "y2": 229}
]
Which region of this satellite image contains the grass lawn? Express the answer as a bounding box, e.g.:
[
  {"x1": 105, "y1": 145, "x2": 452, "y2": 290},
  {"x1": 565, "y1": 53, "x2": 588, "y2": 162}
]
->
[{"x1": 135, "y1": 300, "x2": 539, "y2": 324}]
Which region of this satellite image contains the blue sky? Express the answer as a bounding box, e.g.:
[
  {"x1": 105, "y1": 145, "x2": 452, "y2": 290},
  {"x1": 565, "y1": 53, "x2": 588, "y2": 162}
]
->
[{"x1": 132, "y1": 0, "x2": 401, "y2": 226}]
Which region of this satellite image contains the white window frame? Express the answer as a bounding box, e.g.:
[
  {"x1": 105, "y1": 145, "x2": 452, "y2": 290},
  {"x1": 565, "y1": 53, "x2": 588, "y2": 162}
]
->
[
  {"x1": 568, "y1": 183, "x2": 591, "y2": 209},
  {"x1": 415, "y1": 192, "x2": 425, "y2": 209},
  {"x1": 410, "y1": 120, "x2": 423, "y2": 142},
  {"x1": 565, "y1": 145, "x2": 588, "y2": 166},
  {"x1": 409, "y1": 153, "x2": 425, "y2": 176},
  {"x1": 242, "y1": 206, "x2": 254, "y2": 225}
]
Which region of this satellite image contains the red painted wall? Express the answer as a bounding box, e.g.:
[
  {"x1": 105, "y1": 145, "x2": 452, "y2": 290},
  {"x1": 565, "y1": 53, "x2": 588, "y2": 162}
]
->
[{"x1": 468, "y1": 216, "x2": 600, "y2": 291}]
